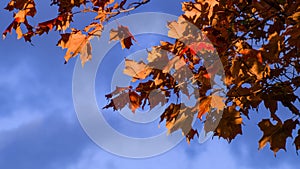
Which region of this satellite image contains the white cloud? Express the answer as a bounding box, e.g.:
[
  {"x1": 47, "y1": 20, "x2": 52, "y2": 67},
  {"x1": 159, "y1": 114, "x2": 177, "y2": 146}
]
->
[
  {"x1": 67, "y1": 139, "x2": 250, "y2": 169},
  {"x1": 67, "y1": 136, "x2": 300, "y2": 169},
  {"x1": 0, "y1": 108, "x2": 43, "y2": 132}
]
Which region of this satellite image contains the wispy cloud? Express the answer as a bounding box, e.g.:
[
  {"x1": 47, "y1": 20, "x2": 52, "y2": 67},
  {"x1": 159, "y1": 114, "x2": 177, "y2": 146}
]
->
[{"x1": 0, "y1": 113, "x2": 90, "y2": 169}]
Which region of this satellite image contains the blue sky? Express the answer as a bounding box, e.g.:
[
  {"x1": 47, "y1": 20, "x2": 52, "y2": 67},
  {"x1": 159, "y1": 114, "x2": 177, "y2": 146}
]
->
[{"x1": 0, "y1": 0, "x2": 300, "y2": 169}]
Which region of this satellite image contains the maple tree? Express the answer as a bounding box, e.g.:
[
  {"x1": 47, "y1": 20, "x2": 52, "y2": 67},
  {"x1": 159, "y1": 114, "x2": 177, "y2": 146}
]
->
[{"x1": 3, "y1": 0, "x2": 300, "y2": 156}]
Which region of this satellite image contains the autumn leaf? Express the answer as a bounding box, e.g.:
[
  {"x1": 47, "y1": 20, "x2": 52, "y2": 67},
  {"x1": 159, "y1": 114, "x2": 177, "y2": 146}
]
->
[
  {"x1": 162, "y1": 55, "x2": 186, "y2": 74},
  {"x1": 294, "y1": 130, "x2": 300, "y2": 154},
  {"x1": 51, "y1": 0, "x2": 87, "y2": 12},
  {"x1": 148, "y1": 90, "x2": 167, "y2": 110},
  {"x1": 3, "y1": 0, "x2": 300, "y2": 154},
  {"x1": 230, "y1": 58, "x2": 241, "y2": 78},
  {"x1": 173, "y1": 66, "x2": 194, "y2": 98},
  {"x1": 91, "y1": 0, "x2": 114, "y2": 9},
  {"x1": 136, "y1": 80, "x2": 157, "y2": 93},
  {"x1": 160, "y1": 103, "x2": 180, "y2": 125},
  {"x1": 289, "y1": 11, "x2": 300, "y2": 22},
  {"x1": 166, "y1": 108, "x2": 194, "y2": 135},
  {"x1": 147, "y1": 46, "x2": 170, "y2": 70},
  {"x1": 36, "y1": 13, "x2": 73, "y2": 35},
  {"x1": 201, "y1": 0, "x2": 219, "y2": 20},
  {"x1": 195, "y1": 96, "x2": 212, "y2": 120},
  {"x1": 162, "y1": 104, "x2": 198, "y2": 142},
  {"x1": 5, "y1": 0, "x2": 36, "y2": 16},
  {"x1": 214, "y1": 105, "x2": 243, "y2": 142},
  {"x1": 211, "y1": 94, "x2": 225, "y2": 112},
  {"x1": 3, "y1": 10, "x2": 28, "y2": 39},
  {"x1": 263, "y1": 96, "x2": 278, "y2": 114},
  {"x1": 258, "y1": 119, "x2": 299, "y2": 156},
  {"x1": 188, "y1": 42, "x2": 215, "y2": 54},
  {"x1": 105, "y1": 86, "x2": 129, "y2": 99},
  {"x1": 239, "y1": 49, "x2": 263, "y2": 64},
  {"x1": 103, "y1": 89, "x2": 141, "y2": 113},
  {"x1": 3, "y1": 20, "x2": 18, "y2": 39},
  {"x1": 204, "y1": 109, "x2": 222, "y2": 134},
  {"x1": 186, "y1": 129, "x2": 199, "y2": 144},
  {"x1": 103, "y1": 92, "x2": 128, "y2": 111},
  {"x1": 167, "y1": 20, "x2": 188, "y2": 39},
  {"x1": 109, "y1": 25, "x2": 136, "y2": 49},
  {"x1": 128, "y1": 91, "x2": 141, "y2": 112},
  {"x1": 84, "y1": 22, "x2": 103, "y2": 34},
  {"x1": 57, "y1": 29, "x2": 92, "y2": 66},
  {"x1": 2, "y1": 0, "x2": 37, "y2": 40},
  {"x1": 182, "y1": 2, "x2": 202, "y2": 22},
  {"x1": 123, "y1": 59, "x2": 152, "y2": 82}
]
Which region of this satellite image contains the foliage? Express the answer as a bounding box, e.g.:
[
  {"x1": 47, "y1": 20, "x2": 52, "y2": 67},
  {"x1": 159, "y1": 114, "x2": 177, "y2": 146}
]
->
[{"x1": 3, "y1": 0, "x2": 300, "y2": 156}]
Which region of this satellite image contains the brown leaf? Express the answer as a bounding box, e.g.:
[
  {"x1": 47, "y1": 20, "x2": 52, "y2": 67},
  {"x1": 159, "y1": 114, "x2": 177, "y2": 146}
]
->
[
  {"x1": 294, "y1": 130, "x2": 300, "y2": 153},
  {"x1": 263, "y1": 96, "x2": 278, "y2": 114},
  {"x1": 91, "y1": 0, "x2": 114, "y2": 8},
  {"x1": 51, "y1": 0, "x2": 87, "y2": 12},
  {"x1": 230, "y1": 58, "x2": 241, "y2": 78},
  {"x1": 5, "y1": 0, "x2": 36, "y2": 17},
  {"x1": 202, "y1": 0, "x2": 219, "y2": 20},
  {"x1": 147, "y1": 46, "x2": 169, "y2": 70},
  {"x1": 163, "y1": 56, "x2": 186, "y2": 73},
  {"x1": 258, "y1": 119, "x2": 299, "y2": 156},
  {"x1": 3, "y1": 20, "x2": 18, "y2": 39},
  {"x1": 105, "y1": 86, "x2": 129, "y2": 99},
  {"x1": 36, "y1": 13, "x2": 73, "y2": 35},
  {"x1": 103, "y1": 92, "x2": 128, "y2": 111},
  {"x1": 109, "y1": 25, "x2": 136, "y2": 49},
  {"x1": 128, "y1": 91, "x2": 141, "y2": 113},
  {"x1": 3, "y1": 0, "x2": 36, "y2": 40},
  {"x1": 196, "y1": 96, "x2": 212, "y2": 120},
  {"x1": 3, "y1": 10, "x2": 28, "y2": 39},
  {"x1": 164, "y1": 105, "x2": 197, "y2": 138},
  {"x1": 214, "y1": 105, "x2": 243, "y2": 142},
  {"x1": 148, "y1": 90, "x2": 166, "y2": 110},
  {"x1": 160, "y1": 103, "x2": 181, "y2": 124},
  {"x1": 240, "y1": 49, "x2": 263, "y2": 64},
  {"x1": 204, "y1": 109, "x2": 222, "y2": 133},
  {"x1": 186, "y1": 129, "x2": 199, "y2": 144},
  {"x1": 136, "y1": 80, "x2": 157, "y2": 92},
  {"x1": 103, "y1": 88, "x2": 142, "y2": 113}
]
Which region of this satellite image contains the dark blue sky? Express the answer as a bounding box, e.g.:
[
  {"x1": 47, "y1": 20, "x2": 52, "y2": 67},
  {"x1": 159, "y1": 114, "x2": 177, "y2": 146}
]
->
[{"x1": 0, "y1": 0, "x2": 299, "y2": 169}]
